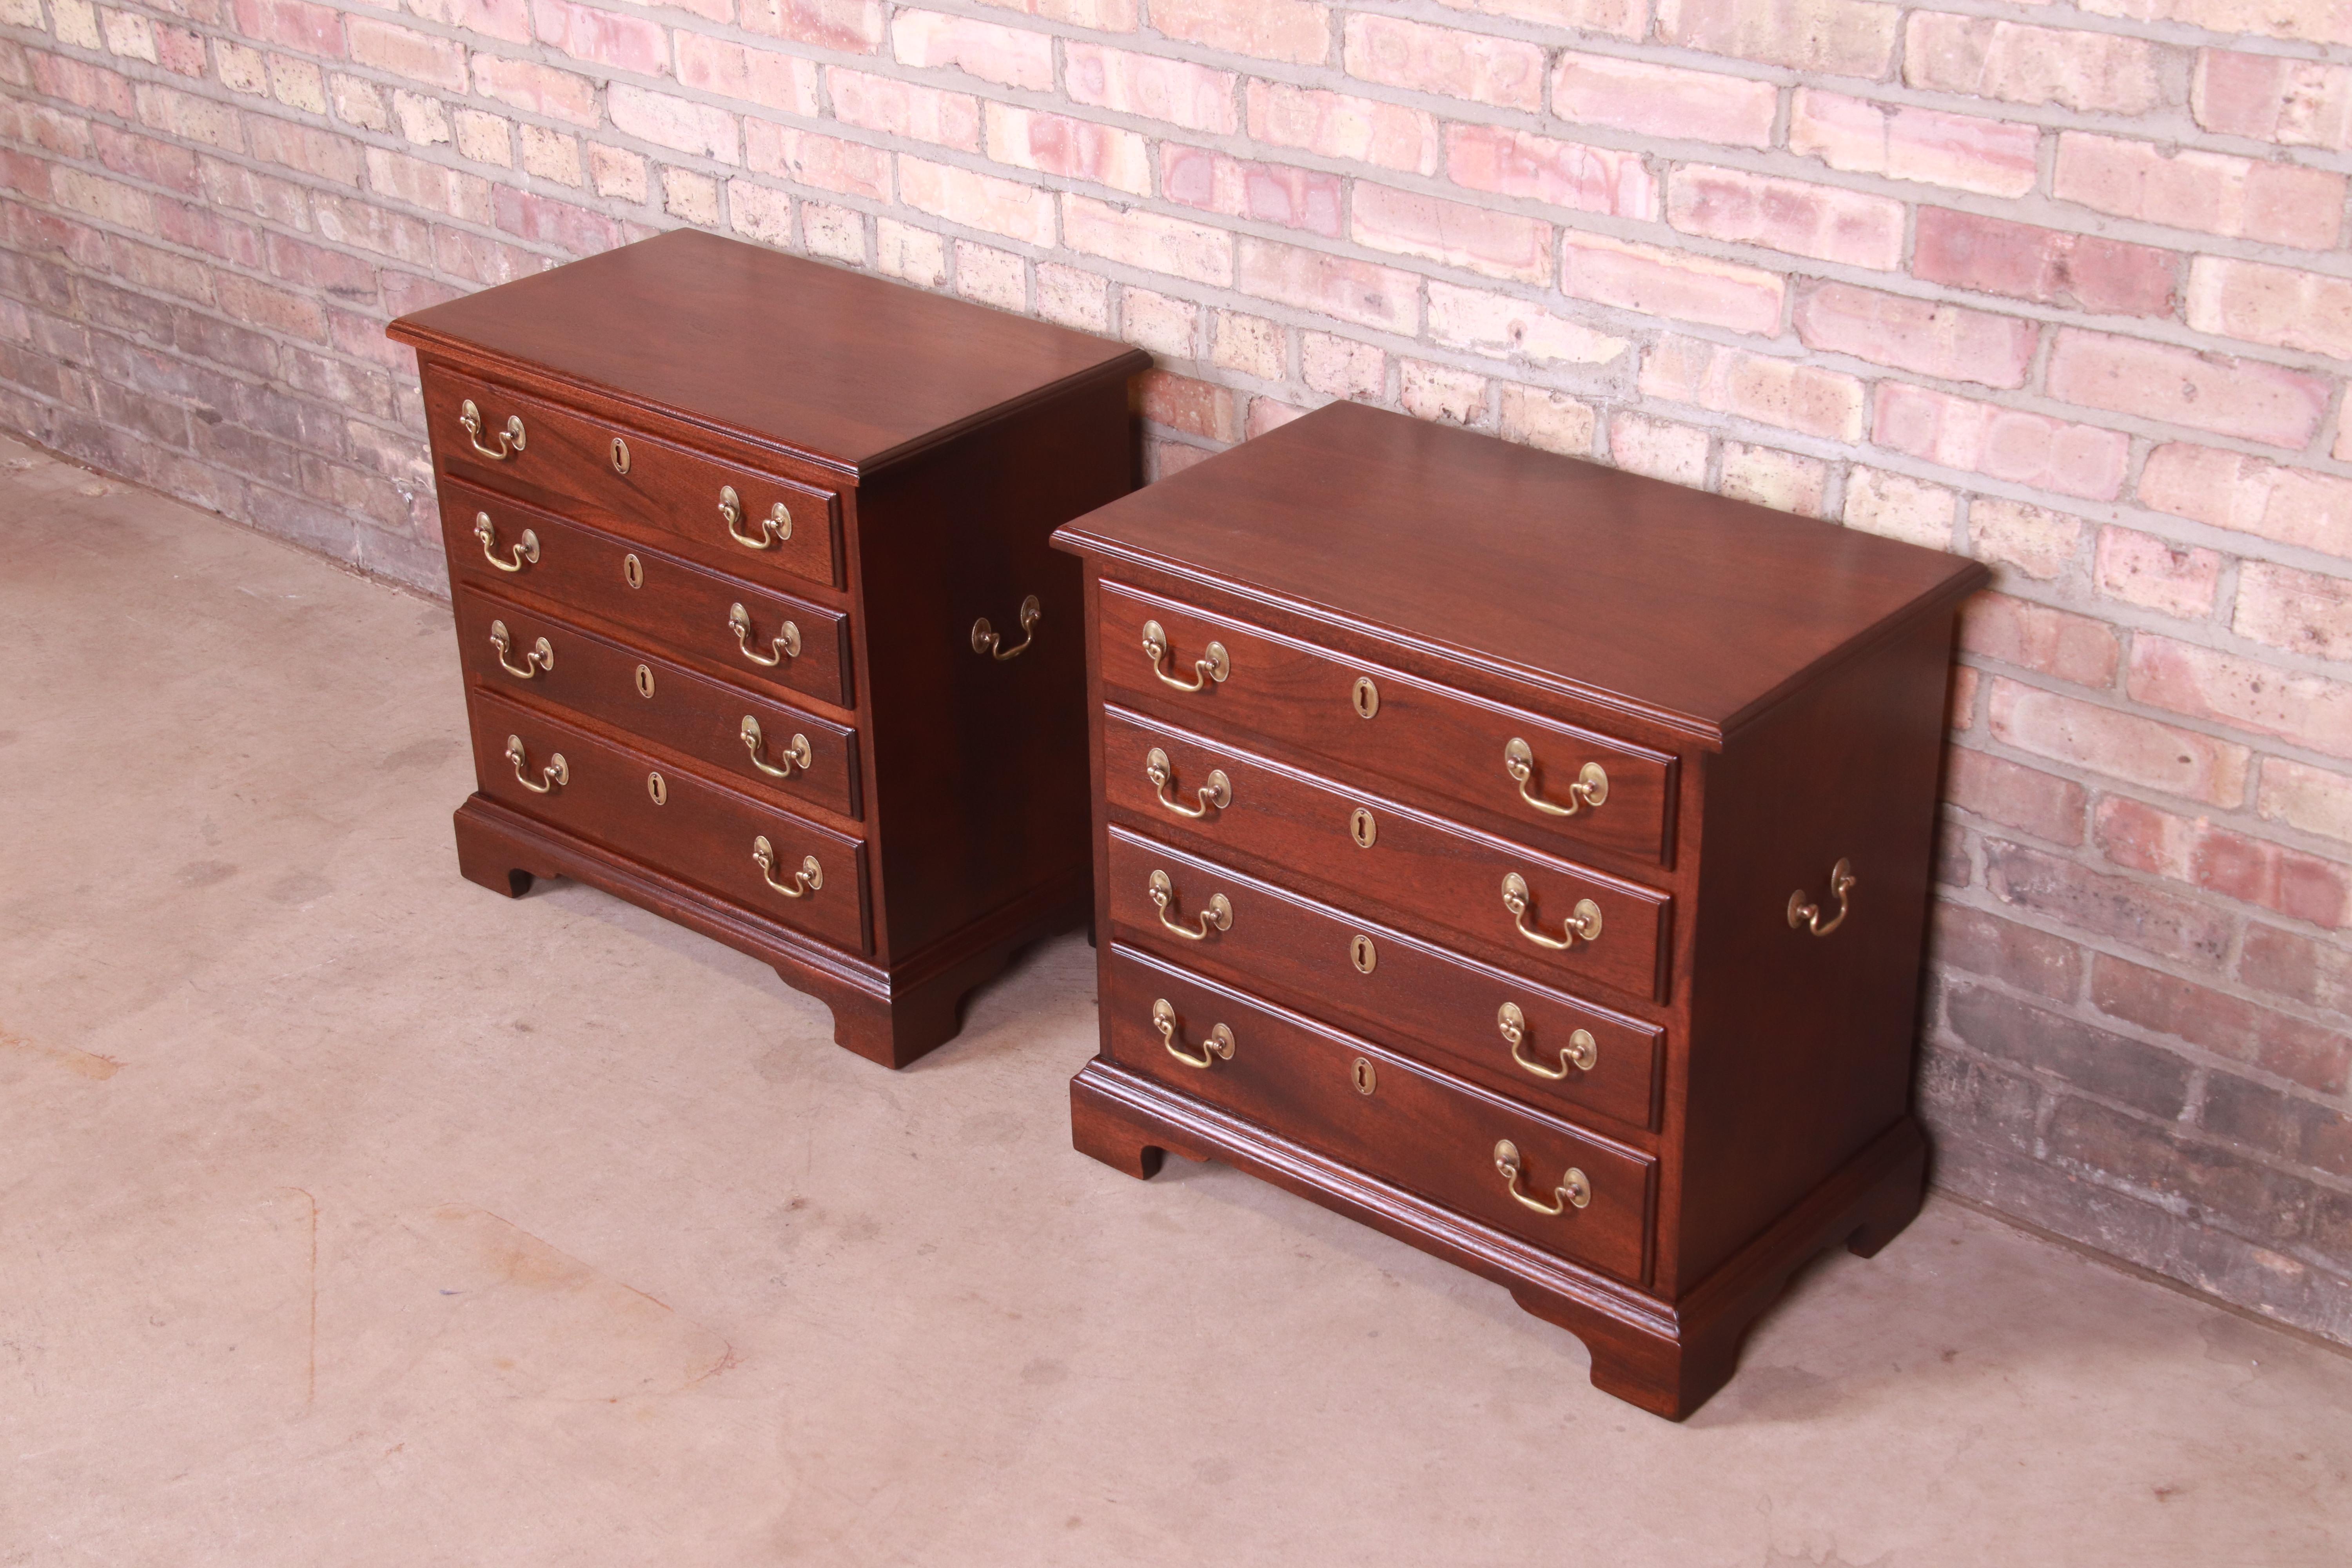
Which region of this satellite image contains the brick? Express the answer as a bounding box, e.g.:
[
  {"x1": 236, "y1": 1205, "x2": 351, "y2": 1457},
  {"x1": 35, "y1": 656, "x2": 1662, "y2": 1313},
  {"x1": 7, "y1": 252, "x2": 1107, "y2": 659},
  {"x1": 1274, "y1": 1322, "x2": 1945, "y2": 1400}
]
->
[
  {"x1": 2193, "y1": 49, "x2": 2352, "y2": 151},
  {"x1": 470, "y1": 56, "x2": 599, "y2": 128},
  {"x1": 1965, "y1": 598, "x2": 2123, "y2": 687},
  {"x1": 2047, "y1": 1099, "x2": 2312, "y2": 1243},
  {"x1": 1065, "y1": 43, "x2": 1236, "y2": 134},
  {"x1": 953, "y1": 240, "x2": 1026, "y2": 311},
  {"x1": 2139, "y1": 446, "x2": 2352, "y2": 563},
  {"x1": 1873, "y1": 384, "x2": 2130, "y2": 503},
  {"x1": 2129, "y1": 635, "x2": 2352, "y2": 760},
  {"x1": 454, "y1": 109, "x2": 513, "y2": 168},
  {"x1": 160, "y1": 198, "x2": 265, "y2": 267},
  {"x1": 2187, "y1": 257, "x2": 2352, "y2": 361},
  {"x1": 668, "y1": 168, "x2": 724, "y2": 225},
  {"x1": 1401, "y1": 359, "x2": 1486, "y2": 426},
  {"x1": 1136, "y1": 368, "x2": 1235, "y2": 441},
  {"x1": 51, "y1": 169, "x2": 156, "y2": 234},
  {"x1": 2097, "y1": 797, "x2": 2351, "y2": 930},
  {"x1": 1657, "y1": 0, "x2": 1898, "y2": 77},
  {"x1": 329, "y1": 73, "x2": 388, "y2": 131},
  {"x1": 2049, "y1": 330, "x2": 2328, "y2": 452},
  {"x1": 366, "y1": 146, "x2": 492, "y2": 221},
  {"x1": 313, "y1": 192, "x2": 431, "y2": 263},
  {"x1": 2095, "y1": 527, "x2": 2221, "y2": 620},
  {"x1": 893, "y1": 10, "x2": 1053, "y2": 91},
  {"x1": 1122, "y1": 286, "x2": 1198, "y2": 357},
  {"x1": 969, "y1": 0, "x2": 1136, "y2": 26},
  {"x1": 494, "y1": 187, "x2": 619, "y2": 253},
  {"x1": 94, "y1": 126, "x2": 201, "y2": 195},
  {"x1": 829, "y1": 67, "x2": 978, "y2": 152},
  {"x1": 608, "y1": 86, "x2": 739, "y2": 165},
  {"x1": 1994, "y1": 677, "x2": 2249, "y2": 808},
  {"x1": 876, "y1": 217, "x2": 946, "y2": 286},
  {"x1": 201, "y1": 156, "x2": 310, "y2": 228},
  {"x1": 1498, "y1": 385, "x2": 1595, "y2": 457},
  {"x1": 2259, "y1": 757, "x2": 2352, "y2": 849},
  {"x1": 1342, "y1": 14, "x2": 1543, "y2": 111},
  {"x1": 401, "y1": 0, "x2": 533, "y2": 45},
  {"x1": 1444, "y1": 124, "x2": 1656, "y2": 220},
  {"x1": 1036, "y1": 263, "x2": 1109, "y2": 332},
  {"x1": 1161, "y1": 146, "x2": 1340, "y2": 236},
  {"x1": 1788, "y1": 90, "x2": 2038, "y2": 199},
  {"x1": 746, "y1": 123, "x2": 891, "y2": 200},
  {"x1": 588, "y1": 143, "x2": 646, "y2": 203},
  {"x1": 1237, "y1": 238, "x2": 1418, "y2": 334},
  {"x1": 1667, "y1": 165, "x2": 1904, "y2": 270},
  {"x1": 133, "y1": 85, "x2": 240, "y2": 152},
  {"x1": 1640, "y1": 338, "x2": 1863, "y2": 441},
  {"x1": 1906, "y1": 13, "x2": 2165, "y2": 116},
  {"x1": 529, "y1": 0, "x2": 665, "y2": 76},
  {"x1": 1300, "y1": 330, "x2": 1383, "y2": 397},
  {"x1": 2110, "y1": 955, "x2": 2347, "y2": 1098},
  {"x1": 2056, "y1": 134, "x2": 2343, "y2": 252},
  {"x1": 271, "y1": 55, "x2": 329, "y2": 115},
  {"x1": 101, "y1": 11, "x2": 156, "y2": 62},
  {"x1": 2241, "y1": 922, "x2": 2352, "y2": 1016},
  {"x1": 2201, "y1": 1075, "x2": 2352, "y2": 1183},
  {"x1": 740, "y1": 0, "x2": 884, "y2": 52},
  {"x1": 1154, "y1": 0, "x2": 1328, "y2": 65},
  {"x1": 1145, "y1": 438, "x2": 1216, "y2": 481},
  {"x1": 898, "y1": 159, "x2": 1055, "y2": 247},
  {"x1": 1063, "y1": 196, "x2": 1230, "y2": 284},
  {"x1": 724, "y1": 180, "x2": 788, "y2": 244},
  {"x1": 232, "y1": 0, "x2": 343, "y2": 56},
  {"x1": 1247, "y1": 396, "x2": 1306, "y2": 438},
  {"x1": 1245, "y1": 82, "x2": 1438, "y2": 175},
  {"x1": 394, "y1": 91, "x2": 453, "y2": 148},
  {"x1": 1914, "y1": 209, "x2": 2178, "y2": 320},
  {"x1": 803, "y1": 201, "x2": 863, "y2": 263},
  {"x1": 1970, "y1": 500, "x2": 2083, "y2": 583},
  {"x1": 29, "y1": 54, "x2": 134, "y2": 118},
  {"x1": 1945, "y1": 982, "x2": 2192, "y2": 1118},
  {"x1": 1558, "y1": 232, "x2": 1783, "y2": 335},
  {"x1": 1949, "y1": 747, "x2": 2090, "y2": 845},
  {"x1": 1984, "y1": 838, "x2": 2236, "y2": 968},
  {"x1": 677, "y1": 36, "x2": 821, "y2": 116},
  {"x1": 1931, "y1": 904, "x2": 2082, "y2": 1002},
  {"x1": 1352, "y1": 184, "x2": 1551, "y2": 284},
  {"x1": 520, "y1": 126, "x2": 582, "y2": 188},
  {"x1": 2234, "y1": 562, "x2": 2352, "y2": 663},
  {"x1": 1211, "y1": 310, "x2": 1283, "y2": 380},
  {"x1": 52, "y1": 0, "x2": 102, "y2": 47},
  {"x1": 1793, "y1": 282, "x2": 2038, "y2": 390},
  {"x1": 1608, "y1": 412, "x2": 1708, "y2": 487},
  {"x1": 1843, "y1": 466, "x2": 1955, "y2": 549},
  {"x1": 1549, "y1": 51, "x2": 1774, "y2": 149},
  {"x1": 1425, "y1": 281, "x2": 1626, "y2": 370},
  {"x1": 1720, "y1": 443, "x2": 1828, "y2": 517},
  {"x1": 989, "y1": 107, "x2": 1152, "y2": 197},
  {"x1": 250, "y1": 116, "x2": 365, "y2": 184},
  {"x1": 265, "y1": 232, "x2": 376, "y2": 301},
  {"x1": 345, "y1": 17, "x2": 467, "y2": 92},
  {"x1": 154, "y1": 25, "x2": 209, "y2": 78},
  {"x1": 2083, "y1": 0, "x2": 2351, "y2": 48},
  {"x1": 215, "y1": 272, "x2": 327, "y2": 341}
]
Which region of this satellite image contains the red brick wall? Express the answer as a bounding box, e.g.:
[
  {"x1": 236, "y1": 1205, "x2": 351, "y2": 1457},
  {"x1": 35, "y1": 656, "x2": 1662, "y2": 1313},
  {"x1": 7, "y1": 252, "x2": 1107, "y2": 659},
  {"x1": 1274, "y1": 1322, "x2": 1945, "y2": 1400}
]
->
[{"x1": 4, "y1": 0, "x2": 2348, "y2": 1338}]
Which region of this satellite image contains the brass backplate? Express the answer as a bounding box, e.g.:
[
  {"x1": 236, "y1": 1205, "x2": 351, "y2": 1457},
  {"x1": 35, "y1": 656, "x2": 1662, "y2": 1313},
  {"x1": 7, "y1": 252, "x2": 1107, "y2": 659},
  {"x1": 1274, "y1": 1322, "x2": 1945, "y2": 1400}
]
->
[
  {"x1": 1349, "y1": 933, "x2": 1377, "y2": 974},
  {"x1": 622, "y1": 553, "x2": 643, "y2": 590},
  {"x1": 633, "y1": 663, "x2": 655, "y2": 699},
  {"x1": 646, "y1": 771, "x2": 667, "y2": 806},
  {"x1": 1350, "y1": 1057, "x2": 1377, "y2": 1096},
  {"x1": 610, "y1": 436, "x2": 630, "y2": 475},
  {"x1": 1351, "y1": 675, "x2": 1379, "y2": 719},
  {"x1": 1348, "y1": 806, "x2": 1377, "y2": 849}
]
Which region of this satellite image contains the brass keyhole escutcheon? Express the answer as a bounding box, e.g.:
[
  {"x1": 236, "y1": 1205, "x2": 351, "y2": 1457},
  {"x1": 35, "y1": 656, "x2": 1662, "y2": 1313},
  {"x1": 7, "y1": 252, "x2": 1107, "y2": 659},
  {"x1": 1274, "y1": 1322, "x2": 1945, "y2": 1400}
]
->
[
  {"x1": 634, "y1": 663, "x2": 655, "y2": 699},
  {"x1": 610, "y1": 436, "x2": 630, "y2": 475},
  {"x1": 1351, "y1": 1057, "x2": 1377, "y2": 1095},
  {"x1": 1351, "y1": 676, "x2": 1379, "y2": 719},
  {"x1": 1349, "y1": 807, "x2": 1377, "y2": 849},
  {"x1": 646, "y1": 771, "x2": 667, "y2": 806},
  {"x1": 623, "y1": 553, "x2": 643, "y2": 590},
  {"x1": 1350, "y1": 933, "x2": 1377, "y2": 974}
]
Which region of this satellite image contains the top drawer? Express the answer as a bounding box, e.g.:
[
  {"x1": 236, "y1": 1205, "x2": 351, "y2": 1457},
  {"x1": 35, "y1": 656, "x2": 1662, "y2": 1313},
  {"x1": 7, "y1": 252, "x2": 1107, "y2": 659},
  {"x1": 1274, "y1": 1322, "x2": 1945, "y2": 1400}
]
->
[
  {"x1": 1098, "y1": 582, "x2": 1675, "y2": 866},
  {"x1": 423, "y1": 364, "x2": 843, "y2": 594}
]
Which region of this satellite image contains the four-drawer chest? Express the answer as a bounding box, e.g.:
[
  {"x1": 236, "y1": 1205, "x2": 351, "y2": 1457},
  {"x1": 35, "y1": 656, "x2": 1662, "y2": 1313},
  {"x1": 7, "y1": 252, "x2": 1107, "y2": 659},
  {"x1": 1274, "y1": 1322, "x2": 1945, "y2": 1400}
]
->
[
  {"x1": 1053, "y1": 402, "x2": 1986, "y2": 1418},
  {"x1": 389, "y1": 230, "x2": 1148, "y2": 1067}
]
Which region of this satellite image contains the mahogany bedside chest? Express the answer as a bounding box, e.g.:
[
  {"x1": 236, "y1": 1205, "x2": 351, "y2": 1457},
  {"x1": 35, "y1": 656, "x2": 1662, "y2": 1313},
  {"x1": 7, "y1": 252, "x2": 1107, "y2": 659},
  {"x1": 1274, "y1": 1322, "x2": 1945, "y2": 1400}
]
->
[
  {"x1": 1053, "y1": 401, "x2": 1987, "y2": 1418},
  {"x1": 390, "y1": 230, "x2": 1148, "y2": 1067}
]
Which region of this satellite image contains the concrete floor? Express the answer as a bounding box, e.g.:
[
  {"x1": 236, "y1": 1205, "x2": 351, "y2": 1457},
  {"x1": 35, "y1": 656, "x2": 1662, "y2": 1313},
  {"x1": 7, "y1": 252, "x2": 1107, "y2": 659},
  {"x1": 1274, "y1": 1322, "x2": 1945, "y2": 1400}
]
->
[{"x1": 3, "y1": 430, "x2": 2348, "y2": 1566}]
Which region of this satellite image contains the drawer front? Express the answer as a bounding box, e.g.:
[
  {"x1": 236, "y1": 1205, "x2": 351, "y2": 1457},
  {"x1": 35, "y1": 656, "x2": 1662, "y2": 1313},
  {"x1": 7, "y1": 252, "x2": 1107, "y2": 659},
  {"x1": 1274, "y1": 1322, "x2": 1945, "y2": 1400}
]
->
[
  {"x1": 453, "y1": 585, "x2": 861, "y2": 821},
  {"x1": 467, "y1": 691, "x2": 870, "y2": 954},
  {"x1": 1103, "y1": 707, "x2": 1669, "y2": 1001},
  {"x1": 1102, "y1": 946, "x2": 1653, "y2": 1282},
  {"x1": 441, "y1": 479, "x2": 853, "y2": 711},
  {"x1": 424, "y1": 364, "x2": 843, "y2": 593},
  {"x1": 1098, "y1": 582, "x2": 1675, "y2": 866},
  {"x1": 1104, "y1": 828, "x2": 1662, "y2": 1133}
]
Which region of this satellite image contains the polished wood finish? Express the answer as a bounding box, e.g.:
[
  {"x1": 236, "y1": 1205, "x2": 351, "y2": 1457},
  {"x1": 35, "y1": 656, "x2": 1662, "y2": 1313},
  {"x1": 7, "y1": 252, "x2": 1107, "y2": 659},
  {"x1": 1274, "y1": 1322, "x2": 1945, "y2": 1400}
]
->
[
  {"x1": 1056, "y1": 401, "x2": 1984, "y2": 1418},
  {"x1": 395, "y1": 231, "x2": 1149, "y2": 1065}
]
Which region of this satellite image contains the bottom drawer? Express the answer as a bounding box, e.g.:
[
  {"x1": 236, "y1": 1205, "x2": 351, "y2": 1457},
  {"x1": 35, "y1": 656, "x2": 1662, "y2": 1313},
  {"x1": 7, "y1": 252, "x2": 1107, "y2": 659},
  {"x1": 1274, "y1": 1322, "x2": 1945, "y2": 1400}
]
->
[
  {"x1": 466, "y1": 689, "x2": 871, "y2": 955},
  {"x1": 1101, "y1": 944, "x2": 1653, "y2": 1284}
]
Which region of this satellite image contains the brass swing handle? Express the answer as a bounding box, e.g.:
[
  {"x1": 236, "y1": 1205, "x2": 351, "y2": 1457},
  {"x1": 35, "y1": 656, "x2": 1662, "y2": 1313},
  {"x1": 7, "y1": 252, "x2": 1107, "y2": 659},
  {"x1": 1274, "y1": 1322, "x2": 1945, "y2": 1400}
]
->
[
  {"x1": 1501, "y1": 874, "x2": 1602, "y2": 951},
  {"x1": 1147, "y1": 868, "x2": 1230, "y2": 941},
  {"x1": 1152, "y1": 998, "x2": 1233, "y2": 1070},
  {"x1": 1145, "y1": 747, "x2": 1230, "y2": 818},
  {"x1": 487, "y1": 619, "x2": 554, "y2": 679},
  {"x1": 740, "y1": 716, "x2": 813, "y2": 778},
  {"x1": 1504, "y1": 739, "x2": 1607, "y2": 817},
  {"x1": 1141, "y1": 619, "x2": 1229, "y2": 692},
  {"x1": 1493, "y1": 1140, "x2": 1590, "y2": 1216},
  {"x1": 473, "y1": 512, "x2": 537, "y2": 572},
  {"x1": 503, "y1": 734, "x2": 567, "y2": 794},
  {"x1": 972, "y1": 595, "x2": 1041, "y2": 661},
  {"x1": 719, "y1": 485, "x2": 791, "y2": 551},
  {"x1": 459, "y1": 398, "x2": 524, "y2": 461},
  {"x1": 728, "y1": 602, "x2": 801, "y2": 667},
  {"x1": 1497, "y1": 1002, "x2": 1596, "y2": 1080},
  {"x1": 751, "y1": 836, "x2": 822, "y2": 898},
  {"x1": 1788, "y1": 857, "x2": 1857, "y2": 937}
]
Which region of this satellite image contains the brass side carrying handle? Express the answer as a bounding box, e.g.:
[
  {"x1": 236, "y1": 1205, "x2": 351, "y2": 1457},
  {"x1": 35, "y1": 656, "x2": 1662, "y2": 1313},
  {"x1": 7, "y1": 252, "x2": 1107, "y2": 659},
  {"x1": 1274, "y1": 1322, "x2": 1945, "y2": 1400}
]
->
[
  {"x1": 1788, "y1": 857, "x2": 1857, "y2": 936},
  {"x1": 1145, "y1": 747, "x2": 1230, "y2": 818},
  {"x1": 1504, "y1": 739, "x2": 1606, "y2": 818},
  {"x1": 458, "y1": 398, "x2": 524, "y2": 461},
  {"x1": 1140, "y1": 619, "x2": 1229, "y2": 691},
  {"x1": 473, "y1": 512, "x2": 537, "y2": 572},
  {"x1": 728, "y1": 602, "x2": 802, "y2": 667},
  {"x1": 504, "y1": 734, "x2": 566, "y2": 794},
  {"x1": 1147, "y1": 868, "x2": 1230, "y2": 941},
  {"x1": 1498, "y1": 1002, "x2": 1596, "y2": 1080},
  {"x1": 972, "y1": 595, "x2": 1041, "y2": 661},
  {"x1": 1501, "y1": 873, "x2": 1602, "y2": 951},
  {"x1": 1493, "y1": 1140, "x2": 1590, "y2": 1216},
  {"x1": 740, "y1": 716, "x2": 812, "y2": 779},
  {"x1": 487, "y1": 619, "x2": 554, "y2": 680},
  {"x1": 720, "y1": 485, "x2": 791, "y2": 551},
  {"x1": 1152, "y1": 998, "x2": 1233, "y2": 1070},
  {"x1": 751, "y1": 836, "x2": 822, "y2": 899}
]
